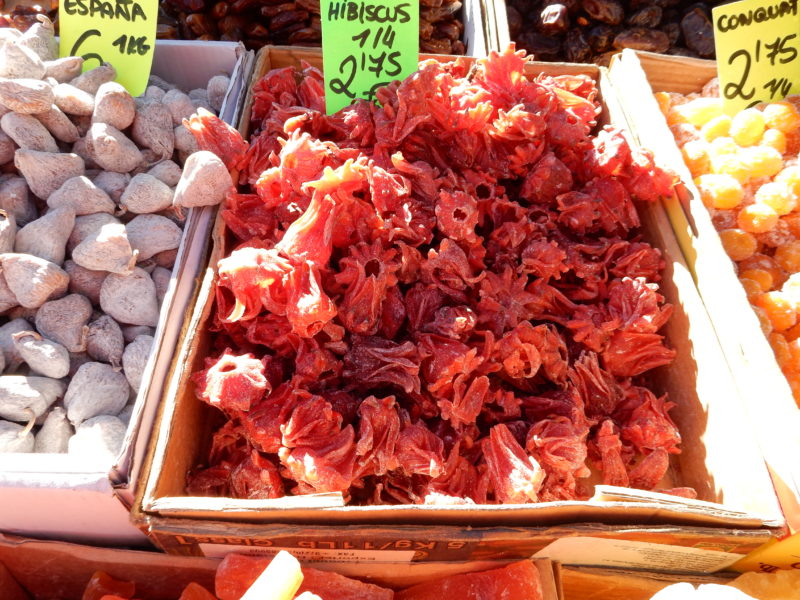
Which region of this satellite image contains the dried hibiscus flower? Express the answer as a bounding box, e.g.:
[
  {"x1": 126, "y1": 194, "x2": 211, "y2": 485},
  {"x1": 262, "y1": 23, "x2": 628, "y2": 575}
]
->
[{"x1": 187, "y1": 45, "x2": 687, "y2": 505}]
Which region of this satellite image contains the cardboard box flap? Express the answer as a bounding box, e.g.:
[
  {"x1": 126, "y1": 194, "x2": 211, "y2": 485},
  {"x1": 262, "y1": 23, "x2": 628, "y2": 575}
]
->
[
  {"x1": 150, "y1": 493, "x2": 346, "y2": 514},
  {"x1": 560, "y1": 565, "x2": 733, "y2": 600},
  {"x1": 135, "y1": 48, "x2": 784, "y2": 560},
  {"x1": 113, "y1": 44, "x2": 256, "y2": 499},
  {"x1": 608, "y1": 49, "x2": 800, "y2": 533}
]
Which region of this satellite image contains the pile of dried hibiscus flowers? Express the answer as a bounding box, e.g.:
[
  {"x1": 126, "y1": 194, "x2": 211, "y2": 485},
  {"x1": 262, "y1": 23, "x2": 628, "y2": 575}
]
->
[{"x1": 185, "y1": 45, "x2": 692, "y2": 506}]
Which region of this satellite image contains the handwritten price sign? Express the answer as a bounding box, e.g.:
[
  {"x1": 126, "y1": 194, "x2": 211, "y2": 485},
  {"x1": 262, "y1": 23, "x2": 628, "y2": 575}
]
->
[
  {"x1": 59, "y1": 0, "x2": 157, "y2": 97},
  {"x1": 713, "y1": 0, "x2": 800, "y2": 114},
  {"x1": 321, "y1": 0, "x2": 419, "y2": 114}
]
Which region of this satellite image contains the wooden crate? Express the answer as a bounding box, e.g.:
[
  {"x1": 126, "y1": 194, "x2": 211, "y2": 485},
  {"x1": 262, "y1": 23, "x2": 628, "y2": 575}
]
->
[
  {"x1": 133, "y1": 47, "x2": 783, "y2": 567},
  {"x1": 608, "y1": 49, "x2": 800, "y2": 536}
]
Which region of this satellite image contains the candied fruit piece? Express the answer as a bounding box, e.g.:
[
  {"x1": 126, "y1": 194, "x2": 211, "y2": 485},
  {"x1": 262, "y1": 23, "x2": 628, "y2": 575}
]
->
[
  {"x1": 82, "y1": 572, "x2": 136, "y2": 600},
  {"x1": 753, "y1": 305, "x2": 775, "y2": 336},
  {"x1": 740, "y1": 253, "x2": 787, "y2": 287},
  {"x1": 762, "y1": 129, "x2": 787, "y2": 154},
  {"x1": 755, "y1": 182, "x2": 797, "y2": 215},
  {"x1": 783, "y1": 272, "x2": 800, "y2": 297},
  {"x1": 301, "y1": 570, "x2": 393, "y2": 600},
  {"x1": 775, "y1": 241, "x2": 800, "y2": 273},
  {"x1": 755, "y1": 291, "x2": 797, "y2": 331},
  {"x1": 710, "y1": 153, "x2": 750, "y2": 183},
  {"x1": 740, "y1": 277, "x2": 763, "y2": 299},
  {"x1": 672, "y1": 97, "x2": 724, "y2": 127},
  {"x1": 776, "y1": 166, "x2": 800, "y2": 196},
  {"x1": 681, "y1": 140, "x2": 710, "y2": 178},
  {"x1": 739, "y1": 268, "x2": 773, "y2": 291},
  {"x1": 708, "y1": 136, "x2": 738, "y2": 156},
  {"x1": 719, "y1": 229, "x2": 757, "y2": 261},
  {"x1": 695, "y1": 174, "x2": 743, "y2": 209},
  {"x1": 712, "y1": 208, "x2": 738, "y2": 230},
  {"x1": 740, "y1": 146, "x2": 784, "y2": 179},
  {"x1": 784, "y1": 320, "x2": 800, "y2": 341},
  {"x1": 178, "y1": 583, "x2": 217, "y2": 600},
  {"x1": 763, "y1": 101, "x2": 800, "y2": 134},
  {"x1": 654, "y1": 92, "x2": 671, "y2": 116},
  {"x1": 770, "y1": 332, "x2": 792, "y2": 368},
  {"x1": 701, "y1": 114, "x2": 732, "y2": 142},
  {"x1": 214, "y1": 554, "x2": 392, "y2": 600},
  {"x1": 738, "y1": 203, "x2": 779, "y2": 233},
  {"x1": 789, "y1": 378, "x2": 800, "y2": 407},
  {"x1": 785, "y1": 213, "x2": 800, "y2": 238},
  {"x1": 731, "y1": 108, "x2": 766, "y2": 146},
  {"x1": 786, "y1": 338, "x2": 800, "y2": 370},
  {"x1": 396, "y1": 560, "x2": 543, "y2": 600}
]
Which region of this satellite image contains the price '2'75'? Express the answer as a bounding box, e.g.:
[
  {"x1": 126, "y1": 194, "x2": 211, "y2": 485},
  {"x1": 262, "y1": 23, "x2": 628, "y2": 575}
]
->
[{"x1": 724, "y1": 34, "x2": 798, "y2": 104}]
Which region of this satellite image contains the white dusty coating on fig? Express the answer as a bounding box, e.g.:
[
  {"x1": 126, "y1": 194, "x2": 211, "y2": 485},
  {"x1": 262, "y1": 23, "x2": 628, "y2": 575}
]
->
[
  {"x1": 100, "y1": 268, "x2": 159, "y2": 327},
  {"x1": 0, "y1": 419, "x2": 34, "y2": 452},
  {"x1": 34, "y1": 293, "x2": 92, "y2": 352},
  {"x1": 34, "y1": 406, "x2": 72, "y2": 453},
  {"x1": 122, "y1": 334, "x2": 153, "y2": 393},
  {"x1": 67, "y1": 414, "x2": 125, "y2": 460},
  {"x1": 64, "y1": 362, "x2": 129, "y2": 426}
]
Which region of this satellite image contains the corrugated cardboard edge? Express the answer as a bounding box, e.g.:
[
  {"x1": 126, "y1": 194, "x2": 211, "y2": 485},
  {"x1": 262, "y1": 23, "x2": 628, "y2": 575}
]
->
[
  {"x1": 559, "y1": 565, "x2": 734, "y2": 600},
  {"x1": 608, "y1": 49, "x2": 800, "y2": 534},
  {"x1": 134, "y1": 48, "x2": 784, "y2": 551}
]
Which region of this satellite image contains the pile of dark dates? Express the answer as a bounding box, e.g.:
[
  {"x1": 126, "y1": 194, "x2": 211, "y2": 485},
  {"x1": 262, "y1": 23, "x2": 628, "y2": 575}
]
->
[
  {"x1": 156, "y1": 0, "x2": 466, "y2": 53},
  {"x1": 0, "y1": 0, "x2": 466, "y2": 54},
  {"x1": 0, "y1": 2, "x2": 57, "y2": 31},
  {"x1": 507, "y1": 0, "x2": 725, "y2": 64}
]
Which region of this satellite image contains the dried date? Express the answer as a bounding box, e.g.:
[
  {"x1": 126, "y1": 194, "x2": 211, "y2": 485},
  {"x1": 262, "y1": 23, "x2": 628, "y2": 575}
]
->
[
  {"x1": 152, "y1": 0, "x2": 466, "y2": 54},
  {"x1": 539, "y1": 3, "x2": 570, "y2": 34},
  {"x1": 509, "y1": 0, "x2": 725, "y2": 63},
  {"x1": 680, "y1": 6, "x2": 714, "y2": 57},
  {"x1": 627, "y1": 5, "x2": 662, "y2": 27},
  {"x1": 582, "y1": 0, "x2": 624, "y2": 25},
  {"x1": 587, "y1": 24, "x2": 616, "y2": 53},
  {"x1": 613, "y1": 27, "x2": 670, "y2": 53},
  {"x1": 565, "y1": 28, "x2": 592, "y2": 62}
]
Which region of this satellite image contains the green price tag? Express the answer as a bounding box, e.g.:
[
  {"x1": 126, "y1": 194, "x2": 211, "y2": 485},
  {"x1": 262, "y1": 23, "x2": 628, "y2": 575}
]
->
[
  {"x1": 713, "y1": 0, "x2": 800, "y2": 114},
  {"x1": 58, "y1": 0, "x2": 158, "y2": 97},
  {"x1": 321, "y1": 0, "x2": 419, "y2": 114}
]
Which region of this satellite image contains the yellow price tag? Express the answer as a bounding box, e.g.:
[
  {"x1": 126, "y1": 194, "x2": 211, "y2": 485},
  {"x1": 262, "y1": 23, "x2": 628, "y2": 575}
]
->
[
  {"x1": 58, "y1": 0, "x2": 158, "y2": 97},
  {"x1": 712, "y1": 0, "x2": 800, "y2": 114},
  {"x1": 321, "y1": 0, "x2": 419, "y2": 114}
]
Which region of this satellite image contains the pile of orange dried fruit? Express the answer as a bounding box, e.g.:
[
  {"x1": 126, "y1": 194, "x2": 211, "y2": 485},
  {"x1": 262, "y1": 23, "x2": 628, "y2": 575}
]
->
[{"x1": 657, "y1": 82, "x2": 800, "y2": 406}]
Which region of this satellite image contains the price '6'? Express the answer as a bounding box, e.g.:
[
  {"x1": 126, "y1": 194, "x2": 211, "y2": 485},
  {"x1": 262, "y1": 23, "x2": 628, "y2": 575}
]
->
[{"x1": 724, "y1": 34, "x2": 798, "y2": 104}]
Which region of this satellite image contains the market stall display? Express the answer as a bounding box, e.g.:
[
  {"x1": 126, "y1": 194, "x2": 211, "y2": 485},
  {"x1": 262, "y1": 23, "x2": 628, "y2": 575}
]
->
[
  {"x1": 0, "y1": 0, "x2": 481, "y2": 55},
  {"x1": 0, "y1": 20, "x2": 247, "y2": 544},
  {"x1": 0, "y1": 19, "x2": 231, "y2": 459},
  {"x1": 607, "y1": 50, "x2": 800, "y2": 548},
  {"x1": 504, "y1": 0, "x2": 720, "y2": 64},
  {"x1": 157, "y1": 0, "x2": 468, "y2": 55},
  {"x1": 653, "y1": 83, "x2": 800, "y2": 405},
  {"x1": 134, "y1": 46, "x2": 783, "y2": 566},
  {"x1": 185, "y1": 46, "x2": 683, "y2": 506}
]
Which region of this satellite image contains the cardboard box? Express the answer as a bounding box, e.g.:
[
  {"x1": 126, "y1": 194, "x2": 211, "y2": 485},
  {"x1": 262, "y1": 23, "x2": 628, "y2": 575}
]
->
[
  {"x1": 0, "y1": 534, "x2": 561, "y2": 598},
  {"x1": 560, "y1": 566, "x2": 734, "y2": 600},
  {"x1": 607, "y1": 49, "x2": 800, "y2": 540},
  {"x1": 135, "y1": 47, "x2": 784, "y2": 568},
  {"x1": 0, "y1": 41, "x2": 252, "y2": 546}
]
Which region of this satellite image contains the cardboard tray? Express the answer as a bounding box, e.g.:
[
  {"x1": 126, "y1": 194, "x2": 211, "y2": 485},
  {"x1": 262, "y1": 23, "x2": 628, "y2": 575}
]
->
[
  {"x1": 0, "y1": 41, "x2": 253, "y2": 546},
  {"x1": 0, "y1": 534, "x2": 562, "y2": 598},
  {"x1": 135, "y1": 46, "x2": 784, "y2": 565},
  {"x1": 607, "y1": 49, "x2": 800, "y2": 537}
]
